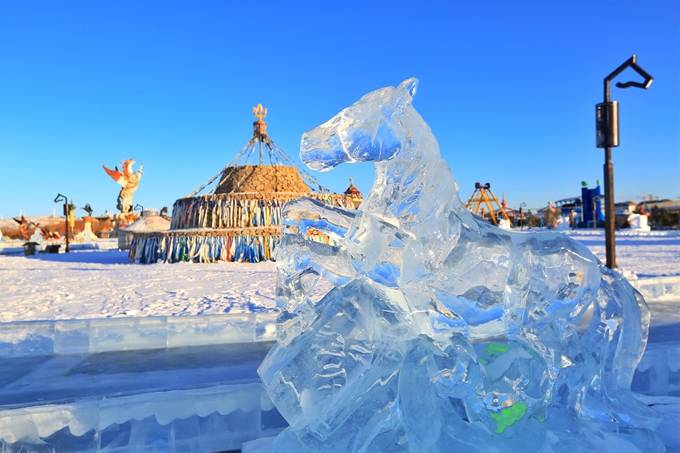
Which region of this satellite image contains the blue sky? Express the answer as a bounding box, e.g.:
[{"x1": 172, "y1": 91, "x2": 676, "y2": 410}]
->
[{"x1": 1, "y1": 1, "x2": 678, "y2": 216}]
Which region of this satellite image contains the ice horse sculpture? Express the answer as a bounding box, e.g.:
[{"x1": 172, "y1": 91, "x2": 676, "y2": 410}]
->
[{"x1": 258, "y1": 79, "x2": 662, "y2": 452}]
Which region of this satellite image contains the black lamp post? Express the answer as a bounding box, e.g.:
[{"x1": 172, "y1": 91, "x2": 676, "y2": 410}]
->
[
  {"x1": 53, "y1": 193, "x2": 71, "y2": 253},
  {"x1": 596, "y1": 54, "x2": 653, "y2": 269}
]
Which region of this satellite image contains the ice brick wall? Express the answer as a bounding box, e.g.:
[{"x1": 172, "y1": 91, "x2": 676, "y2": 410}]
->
[
  {"x1": 0, "y1": 383, "x2": 285, "y2": 452},
  {"x1": 0, "y1": 313, "x2": 284, "y2": 452},
  {"x1": 0, "y1": 312, "x2": 277, "y2": 357}
]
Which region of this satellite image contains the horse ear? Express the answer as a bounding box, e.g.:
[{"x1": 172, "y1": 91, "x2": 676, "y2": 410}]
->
[{"x1": 397, "y1": 77, "x2": 418, "y2": 102}]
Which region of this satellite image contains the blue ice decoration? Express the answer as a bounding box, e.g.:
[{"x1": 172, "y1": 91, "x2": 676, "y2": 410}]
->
[{"x1": 258, "y1": 78, "x2": 662, "y2": 452}]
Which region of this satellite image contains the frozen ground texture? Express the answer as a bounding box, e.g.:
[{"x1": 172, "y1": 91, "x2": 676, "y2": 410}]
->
[{"x1": 258, "y1": 79, "x2": 664, "y2": 452}]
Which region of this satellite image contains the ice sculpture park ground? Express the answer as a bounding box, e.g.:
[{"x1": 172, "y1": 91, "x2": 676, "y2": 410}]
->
[
  {"x1": 0, "y1": 231, "x2": 679, "y2": 451},
  {"x1": 0, "y1": 250, "x2": 279, "y2": 322},
  {"x1": 0, "y1": 230, "x2": 678, "y2": 323}
]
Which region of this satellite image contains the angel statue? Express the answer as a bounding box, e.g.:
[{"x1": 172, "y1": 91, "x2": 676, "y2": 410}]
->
[{"x1": 102, "y1": 159, "x2": 143, "y2": 214}]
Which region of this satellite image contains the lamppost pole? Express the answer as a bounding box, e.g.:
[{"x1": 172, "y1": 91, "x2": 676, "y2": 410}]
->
[
  {"x1": 596, "y1": 54, "x2": 653, "y2": 269},
  {"x1": 54, "y1": 193, "x2": 71, "y2": 253}
]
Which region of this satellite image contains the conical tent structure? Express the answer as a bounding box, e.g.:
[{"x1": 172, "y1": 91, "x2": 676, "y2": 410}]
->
[
  {"x1": 343, "y1": 178, "x2": 363, "y2": 209},
  {"x1": 129, "y1": 105, "x2": 360, "y2": 263}
]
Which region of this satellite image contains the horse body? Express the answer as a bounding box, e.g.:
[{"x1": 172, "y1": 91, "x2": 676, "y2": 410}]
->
[{"x1": 260, "y1": 79, "x2": 661, "y2": 452}]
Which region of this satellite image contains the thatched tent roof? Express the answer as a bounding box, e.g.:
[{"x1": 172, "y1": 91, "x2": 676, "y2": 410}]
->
[{"x1": 215, "y1": 165, "x2": 309, "y2": 195}]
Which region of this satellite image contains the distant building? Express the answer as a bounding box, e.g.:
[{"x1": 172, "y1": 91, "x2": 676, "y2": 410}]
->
[
  {"x1": 641, "y1": 199, "x2": 680, "y2": 213},
  {"x1": 615, "y1": 201, "x2": 637, "y2": 216},
  {"x1": 551, "y1": 183, "x2": 604, "y2": 228}
]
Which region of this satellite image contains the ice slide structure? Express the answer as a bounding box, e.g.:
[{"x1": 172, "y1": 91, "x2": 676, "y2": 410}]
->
[{"x1": 258, "y1": 78, "x2": 665, "y2": 452}]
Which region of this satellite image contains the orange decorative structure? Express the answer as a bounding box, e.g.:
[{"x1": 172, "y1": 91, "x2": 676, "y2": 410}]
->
[
  {"x1": 465, "y1": 182, "x2": 510, "y2": 226},
  {"x1": 12, "y1": 215, "x2": 36, "y2": 241},
  {"x1": 68, "y1": 205, "x2": 77, "y2": 232},
  {"x1": 103, "y1": 159, "x2": 143, "y2": 215}
]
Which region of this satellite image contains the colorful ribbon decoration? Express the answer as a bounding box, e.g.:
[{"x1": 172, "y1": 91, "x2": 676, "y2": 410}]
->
[
  {"x1": 170, "y1": 194, "x2": 355, "y2": 230},
  {"x1": 129, "y1": 232, "x2": 279, "y2": 264},
  {"x1": 130, "y1": 194, "x2": 356, "y2": 264}
]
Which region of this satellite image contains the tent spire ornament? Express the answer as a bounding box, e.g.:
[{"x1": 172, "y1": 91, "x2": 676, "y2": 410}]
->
[{"x1": 252, "y1": 103, "x2": 270, "y2": 164}]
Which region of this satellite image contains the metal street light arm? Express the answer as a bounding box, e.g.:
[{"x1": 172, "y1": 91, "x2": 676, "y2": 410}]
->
[{"x1": 604, "y1": 54, "x2": 654, "y2": 101}]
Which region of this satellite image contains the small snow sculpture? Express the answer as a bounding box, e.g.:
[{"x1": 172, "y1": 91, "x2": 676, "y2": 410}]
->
[
  {"x1": 628, "y1": 213, "x2": 651, "y2": 232},
  {"x1": 74, "y1": 217, "x2": 98, "y2": 243},
  {"x1": 29, "y1": 228, "x2": 45, "y2": 247},
  {"x1": 556, "y1": 215, "x2": 571, "y2": 231},
  {"x1": 259, "y1": 79, "x2": 661, "y2": 452}
]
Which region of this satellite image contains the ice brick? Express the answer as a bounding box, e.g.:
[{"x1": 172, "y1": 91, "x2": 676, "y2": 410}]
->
[{"x1": 167, "y1": 313, "x2": 255, "y2": 347}]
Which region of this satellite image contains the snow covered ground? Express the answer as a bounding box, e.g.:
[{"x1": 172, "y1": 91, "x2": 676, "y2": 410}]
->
[
  {"x1": 0, "y1": 251, "x2": 278, "y2": 322},
  {"x1": 0, "y1": 229, "x2": 678, "y2": 323},
  {"x1": 565, "y1": 230, "x2": 680, "y2": 278}
]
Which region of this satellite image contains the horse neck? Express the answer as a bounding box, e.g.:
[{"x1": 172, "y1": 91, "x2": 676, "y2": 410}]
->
[{"x1": 362, "y1": 107, "x2": 466, "y2": 225}]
